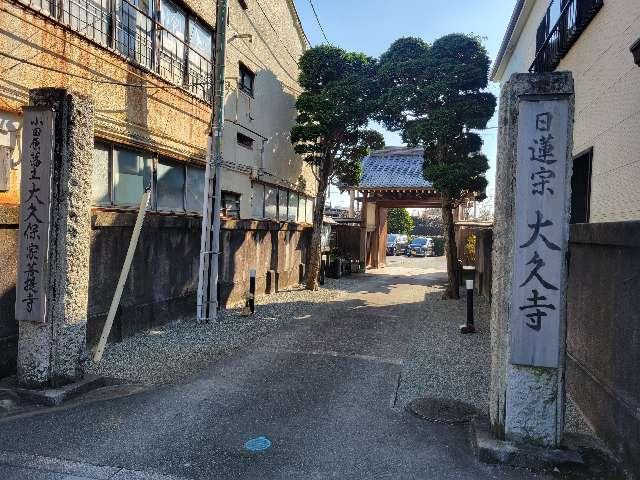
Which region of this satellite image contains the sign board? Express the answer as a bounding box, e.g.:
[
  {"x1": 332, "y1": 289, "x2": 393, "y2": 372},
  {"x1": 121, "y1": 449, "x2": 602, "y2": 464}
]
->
[
  {"x1": 510, "y1": 98, "x2": 570, "y2": 368},
  {"x1": 15, "y1": 108, "x2": 54, "y2": 323}
]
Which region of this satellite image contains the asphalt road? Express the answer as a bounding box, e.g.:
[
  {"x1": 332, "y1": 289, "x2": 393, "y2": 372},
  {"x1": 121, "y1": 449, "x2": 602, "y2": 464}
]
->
[{"x1": 0, "y1": 256, "x2": 547, "y2": 479}]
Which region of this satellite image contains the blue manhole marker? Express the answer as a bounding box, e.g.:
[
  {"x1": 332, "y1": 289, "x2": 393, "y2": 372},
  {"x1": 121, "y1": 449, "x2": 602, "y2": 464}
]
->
[{"x1": 244, "y1": 436, "x2": 272, "y2": 452}]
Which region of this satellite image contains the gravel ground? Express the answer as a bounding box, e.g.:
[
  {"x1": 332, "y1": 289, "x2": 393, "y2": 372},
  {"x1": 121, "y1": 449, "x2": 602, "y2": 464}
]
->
[
  {"x1": 88, "y1": 277, "x2": 354, "y2": 386},
  {"x1": 394, "y1": 281, "x2": 492, "y2": 412},
  {"x1": 393, "y1": 278, "x2": 591, "y2": 436}
]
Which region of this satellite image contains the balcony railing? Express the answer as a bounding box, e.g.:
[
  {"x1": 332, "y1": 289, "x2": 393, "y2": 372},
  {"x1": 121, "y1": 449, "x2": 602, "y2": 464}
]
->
[
  {"x1": 15, "y1": 0, "x2": 213, "y2": 102},
  {"x1": 530, "y1": 0, "x2": 604, "y2": 73}
]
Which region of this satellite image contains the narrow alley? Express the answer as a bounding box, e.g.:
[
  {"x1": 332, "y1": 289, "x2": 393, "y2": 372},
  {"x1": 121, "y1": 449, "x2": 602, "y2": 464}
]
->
[{"x1": 0, "y1": 256, "x2": 556, "y2": 480}]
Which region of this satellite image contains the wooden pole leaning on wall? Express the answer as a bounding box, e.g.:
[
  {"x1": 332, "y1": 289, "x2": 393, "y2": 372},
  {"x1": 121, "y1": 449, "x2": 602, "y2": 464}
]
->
[{"x1": 93, "y1": 188, "x2": 151, "y2": 363}]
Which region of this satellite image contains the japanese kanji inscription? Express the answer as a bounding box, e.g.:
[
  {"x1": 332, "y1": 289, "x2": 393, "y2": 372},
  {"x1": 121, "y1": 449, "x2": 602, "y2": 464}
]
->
[
  {"x1": 15, "y1": 108, "x2": 54, "y2": 323},
  {"x1": 511, "y1": 99, "x2": 570, "y2": 368}
]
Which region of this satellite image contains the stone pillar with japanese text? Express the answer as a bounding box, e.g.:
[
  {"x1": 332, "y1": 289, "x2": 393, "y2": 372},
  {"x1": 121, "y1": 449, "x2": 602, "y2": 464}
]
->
[
  {"x1": 17, "y1": 89, "x2": 94, "y2": 388},
  {"x1": 490, "y1": 72, "x2": 574, "y2": 447}
]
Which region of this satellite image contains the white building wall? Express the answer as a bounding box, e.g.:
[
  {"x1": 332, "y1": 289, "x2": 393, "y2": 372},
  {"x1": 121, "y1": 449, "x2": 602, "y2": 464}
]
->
[
  {"x1": 495, "y1": 0, "x2": 640, "y2": 222},
  {"x1": 220, "y1": 0, "x2": 317, "y2": 220}
]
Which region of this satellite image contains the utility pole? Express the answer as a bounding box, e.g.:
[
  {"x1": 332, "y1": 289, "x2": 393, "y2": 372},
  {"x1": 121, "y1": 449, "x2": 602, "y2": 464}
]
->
[{"x1": 197, "y1": 0, "x2": 228, "y2": 322}]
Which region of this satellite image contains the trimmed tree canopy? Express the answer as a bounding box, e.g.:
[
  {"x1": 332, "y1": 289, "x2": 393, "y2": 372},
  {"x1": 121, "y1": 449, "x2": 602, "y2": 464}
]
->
[
  {"x1": 377, "y1": 34, "x2": 496, "y2": 299},
  {"x1": 292, "y1": 46, "x2": 384, "y2": 189},
  {"x1": 291, "y1": 45, "x2": 384, "y2": 289},
  {"x1": 377, "y1": 34, "x2": 496, "y2": 201}
]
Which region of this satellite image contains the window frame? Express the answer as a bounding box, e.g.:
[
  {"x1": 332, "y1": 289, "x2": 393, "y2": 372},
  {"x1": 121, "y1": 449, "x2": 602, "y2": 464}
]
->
[
  {"x1": 239, "y1": 62, "x2": 255, "y2": 97},
  {"x1": 570, "y1": 147, "x2": 593, "y2": 224},
  {"x1": 16, "y1": 0, "x2": 215, "y2": 102},
  {"x1": 221, "y1": 191, "x2": 241, "y2": 219},
  {"x1": 236, "y1": 132, "x2": 254, "y2": 150},
  {"x1": 92, "y1": 140, "x2": 206, "y2": 215},
  {"x1": 156, "y1": 156, "x2": 188, "y2": 213}
]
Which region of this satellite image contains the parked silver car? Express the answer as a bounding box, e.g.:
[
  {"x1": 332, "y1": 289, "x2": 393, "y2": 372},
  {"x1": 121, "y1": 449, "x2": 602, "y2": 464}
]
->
[{"x1": 386, "y1": 234, "x2": 408, "y2": 256}]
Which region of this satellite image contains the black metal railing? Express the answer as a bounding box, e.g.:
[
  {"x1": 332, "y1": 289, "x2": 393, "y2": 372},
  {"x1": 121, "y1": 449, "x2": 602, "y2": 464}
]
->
[
  {"x1": 530, "y1": 0, "x2": 604, "y2": 73},
  {"x1": 15, "y1": 0, "x2": 213, "y2": 102}
]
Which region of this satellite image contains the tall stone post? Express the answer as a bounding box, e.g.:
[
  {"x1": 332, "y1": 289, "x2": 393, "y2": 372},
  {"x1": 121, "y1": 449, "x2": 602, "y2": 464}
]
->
[
  {"x1": 490, "y1": 72, "x2": 574, "y2": 447},
  {"x1": 17, "y1": 89, "x2": 94, "y2": 388}
]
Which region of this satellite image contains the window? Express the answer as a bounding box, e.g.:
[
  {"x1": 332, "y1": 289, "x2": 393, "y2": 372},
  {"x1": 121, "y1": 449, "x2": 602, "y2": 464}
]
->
[
  {"x1": 115, "y1": 0, "x2": 154, "y2": 69},
  {"x1": 306, "y1": 198, "x2": 314, "y2": 224},
  {"x1": 18, "y1": 0, "x2": 213, "y2": 101},
  {"x1": 92, "y1": 143, "x2": 111, "y2": 205},
  {"x1": 278, "y1": 189, "x2": 288, "y2": 221},
  {"x1": 530, "y1": 0, "x2": 604, "y2": 73},
  {"x1": 222, "y1": 192, "x2": 241, "y2": 218},
  {"x1": 157, "y1": 159, "x2": 185, "y2": 211},
  {"x1": 237, "y1": 132, "x2": 254, "y2": 150},
  {"x1": 288, "y1": 192, "x2": 298, "y2": 222},
  {"x1": 250, "y1": 182, "x2": 313, "y2": 222},
  {"x1": 64, "y1": 0, "x2": 110, "y2": 46},
  {"x1": 188, "y1": 19, "x2": 213, "y2": 99},
  {"x1": 159, "y1": 0, "x2": 186, "y2": 85},
  {"x1": 252, "y1": 184, "x2": 265, "y2": 218},
  {"x1": 113, "y1": 147, "x2": 152, "y2": 206},
  {"x1": 92, "y1": 142, "x2": 205, "y2": 214},
  {"x1": 265, "y1": 187, "x2": 278, "y2": 219},
  {"x1": 570, "y1": 149, "x2": 592, "y2": 224},
  {"x1": 298, "y1": 195, "x2": 307, "y2": 223},
  {"x1": 185, "y1": 166, "x2": 205, "y2": 213},
  {"x1": 239, "y1": 63, "x2": 255, "y2": 96}
]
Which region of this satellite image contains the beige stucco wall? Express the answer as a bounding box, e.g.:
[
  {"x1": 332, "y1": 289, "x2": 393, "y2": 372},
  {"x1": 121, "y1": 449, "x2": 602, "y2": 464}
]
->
[
  {"x1": 222, "y1": 0, "x2": 316, "y2": 219},
  {"x1": 0, "y1": 0, "x2": 315, "y2": 218},
  {"x1": 495, "y1": 0, "x2": 640, "y2": 222}
]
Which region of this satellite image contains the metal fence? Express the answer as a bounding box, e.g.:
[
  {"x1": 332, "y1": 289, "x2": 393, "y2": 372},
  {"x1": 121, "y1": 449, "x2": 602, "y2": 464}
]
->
[{"x1": 530, "y1": 0, "x2": 604, "y2": 73}]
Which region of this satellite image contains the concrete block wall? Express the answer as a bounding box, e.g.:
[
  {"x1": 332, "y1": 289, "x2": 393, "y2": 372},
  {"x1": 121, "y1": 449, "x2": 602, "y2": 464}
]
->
[
  {"x1": 566, "y1": 221, "x2": 640, "y2": 477},
  {"x1": 0, "y1": 208, "x2": 312, "y2": 377}
]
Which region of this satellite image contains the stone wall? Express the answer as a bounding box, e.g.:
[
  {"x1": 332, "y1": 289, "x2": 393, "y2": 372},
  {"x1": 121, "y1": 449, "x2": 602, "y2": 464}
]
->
[
  {"x1": 0, "y1": 207, "x2": 311, "y2": 377},
  {"x1": 566, "y1": 221, "x2": 640, "y2": 477}
]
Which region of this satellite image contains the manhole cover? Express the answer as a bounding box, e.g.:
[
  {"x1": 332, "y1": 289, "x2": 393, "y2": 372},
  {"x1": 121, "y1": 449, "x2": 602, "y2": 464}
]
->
[{"x1": 407, "y1": 397, "x2": 479, "y2": 424}]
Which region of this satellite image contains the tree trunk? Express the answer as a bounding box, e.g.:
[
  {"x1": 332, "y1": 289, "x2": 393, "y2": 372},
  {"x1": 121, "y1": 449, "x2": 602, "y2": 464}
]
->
[
  {"x1": 441, "y1": 197, "x2": 460, "y2": 300},
  {"x1": 306, "y1": 159, "x2": 330, "y2": 290}
]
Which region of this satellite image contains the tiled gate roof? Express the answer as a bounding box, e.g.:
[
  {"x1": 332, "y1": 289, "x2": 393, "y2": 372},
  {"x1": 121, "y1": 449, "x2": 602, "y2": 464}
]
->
[{"x1": 359, "y1": 148, "x2": 433, "y2": 189}]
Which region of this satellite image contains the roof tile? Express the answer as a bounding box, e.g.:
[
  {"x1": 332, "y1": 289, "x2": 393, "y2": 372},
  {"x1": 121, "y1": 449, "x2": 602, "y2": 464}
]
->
[{"x1": 359, "y1": 149, "x2": 433, "y2": 189}]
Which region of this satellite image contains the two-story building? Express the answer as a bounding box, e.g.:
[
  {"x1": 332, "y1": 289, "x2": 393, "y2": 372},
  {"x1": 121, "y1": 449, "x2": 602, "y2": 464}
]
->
[
  {"x1": 491, "y1": 0, "x2": 640, "y2": 223},
  {"x1": 0, "y1": 0, "x2": 316, "y2": 376}
]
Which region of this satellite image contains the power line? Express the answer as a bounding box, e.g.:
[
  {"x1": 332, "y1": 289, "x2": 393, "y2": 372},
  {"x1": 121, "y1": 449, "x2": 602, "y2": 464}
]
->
[
  {"x1": 253, "y1": 0, "x2": 300, "y2": 66},
  {"x1": 0, "y1": 50, "x2": 207, "y2": 90},
  {"x1": 227, "y1": 22, "x2": 303, "y2": 94},
  {"x1": 308, "y1": 0, "x2": 330, "y2": 45},
  {"x1": 0, "y1": 6, "x2": 212, "y2": 104}
]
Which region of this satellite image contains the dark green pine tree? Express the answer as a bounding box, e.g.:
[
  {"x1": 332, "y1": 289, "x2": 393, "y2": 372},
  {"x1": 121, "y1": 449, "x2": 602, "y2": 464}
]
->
[
  {"x1": 377, "y1": 34, "x2": 496, "y2": 299},
  {"x1": 292, "y1": 46, "x2": 384, "y2": 290}
]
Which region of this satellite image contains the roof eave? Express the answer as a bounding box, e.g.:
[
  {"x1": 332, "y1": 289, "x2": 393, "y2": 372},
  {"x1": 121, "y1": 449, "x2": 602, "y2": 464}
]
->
[
  {"x1": 490, "y1": 0, "x2": 535, "y2": 82},
  {"x1": 285, "y1": 0, "x2": 310, "y2": 51}
]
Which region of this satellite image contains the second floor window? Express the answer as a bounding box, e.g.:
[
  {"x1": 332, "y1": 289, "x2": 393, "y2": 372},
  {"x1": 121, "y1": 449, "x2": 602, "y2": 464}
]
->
[
  {"x1": 159, "y1": 0, "x2": 187, "y2": 85},
  {"x1": 18, "y1": 0, "x2": 213, "y2": 101},
  {"x1": 239, "y1": 63, "x2": 255, "y2": 96}
]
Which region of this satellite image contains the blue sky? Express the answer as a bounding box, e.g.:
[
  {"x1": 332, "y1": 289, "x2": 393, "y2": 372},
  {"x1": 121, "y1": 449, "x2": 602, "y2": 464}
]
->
[{"x1": 292, "y1": 0, "x2": 516, "y2": 210}]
